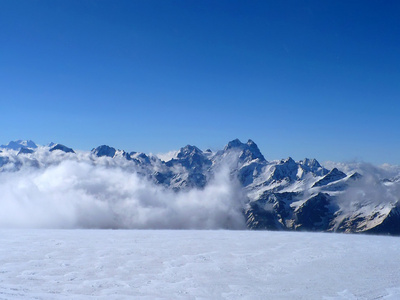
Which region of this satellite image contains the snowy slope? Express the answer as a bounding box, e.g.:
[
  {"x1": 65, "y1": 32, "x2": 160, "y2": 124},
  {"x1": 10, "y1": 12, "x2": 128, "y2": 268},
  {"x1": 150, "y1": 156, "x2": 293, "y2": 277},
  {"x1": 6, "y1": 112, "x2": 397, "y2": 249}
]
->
[{"x1": 0, "y1": 230, "x2": 399, "y2": 299}]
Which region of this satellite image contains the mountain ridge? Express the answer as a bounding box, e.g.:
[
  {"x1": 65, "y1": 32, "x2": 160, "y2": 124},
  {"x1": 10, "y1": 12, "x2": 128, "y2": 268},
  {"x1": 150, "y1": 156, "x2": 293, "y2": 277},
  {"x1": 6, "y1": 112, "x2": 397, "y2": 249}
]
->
[{"x1": 1, "y1": 139, "x2": 399, "y2": 234}]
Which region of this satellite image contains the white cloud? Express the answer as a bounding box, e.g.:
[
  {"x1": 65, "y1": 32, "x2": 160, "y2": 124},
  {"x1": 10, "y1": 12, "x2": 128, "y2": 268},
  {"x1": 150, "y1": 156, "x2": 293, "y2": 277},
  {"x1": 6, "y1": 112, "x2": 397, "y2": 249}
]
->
[{"x1": 0, "y1": 160, "x2": 246, "y2": 229}]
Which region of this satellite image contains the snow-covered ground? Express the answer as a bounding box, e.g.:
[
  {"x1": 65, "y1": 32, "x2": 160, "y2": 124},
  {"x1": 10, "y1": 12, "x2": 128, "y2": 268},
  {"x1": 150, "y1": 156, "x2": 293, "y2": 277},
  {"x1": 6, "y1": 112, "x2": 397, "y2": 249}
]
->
[{"x1": 0, "y1": 230, "x2": 399, "y2": 299}]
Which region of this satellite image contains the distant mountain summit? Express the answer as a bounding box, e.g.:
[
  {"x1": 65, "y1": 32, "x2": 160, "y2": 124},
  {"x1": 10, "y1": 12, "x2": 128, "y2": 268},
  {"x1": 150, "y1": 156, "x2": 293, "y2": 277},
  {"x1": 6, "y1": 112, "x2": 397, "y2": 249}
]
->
[
  {"x1": 50, "y1": 144, "x2": 75, "y2": 154},
  {"x1": 1, "y1": 138, "x2": 399, "y2": 235},
  {"x1": 1, "y1": 140, "x2": 37, "y2": 150},
  {"x1": 92, "y1": 145, "x2": 116, "y2": 157},
  {"x1": 223, "y1": 139, "x2": 266, "y2": 162}
]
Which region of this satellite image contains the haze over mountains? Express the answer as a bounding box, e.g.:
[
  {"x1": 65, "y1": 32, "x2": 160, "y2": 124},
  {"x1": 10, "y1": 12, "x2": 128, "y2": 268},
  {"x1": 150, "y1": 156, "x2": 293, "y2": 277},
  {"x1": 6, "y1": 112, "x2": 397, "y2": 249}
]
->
[{"x1": 1, "y1": 139, "x2": 400, "y2": 234}]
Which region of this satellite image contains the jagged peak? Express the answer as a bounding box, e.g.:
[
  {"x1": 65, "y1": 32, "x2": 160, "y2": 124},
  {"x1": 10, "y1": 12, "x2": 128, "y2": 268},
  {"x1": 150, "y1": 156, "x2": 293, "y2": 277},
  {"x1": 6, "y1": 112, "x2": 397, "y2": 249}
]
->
[
  {"x1": 301, "y1": 158, "x2": 322, "y2": 168},
  {"x1": 246, "y1": 139, "x2": 264, "y2": 153},
  {"x1": 319, "y1": 167, "x2": 347, "y2": 180},
  {"x1": 166, "y1": 144, "x2": 211, "y2": 172},
  {"x1": 176, "y1": 145, "x2": 203, "y2": 159},
  {"x1": 312, "y1": 167, "x2": 347, "y2": 188},
  {"x1": 91, "y1": 145, "x2": 116, "y2": 158},
  {"x1": 349, "y1": 172, "x2": 362, "y2": 180},
  {"x1": 280, "y1": 157, "x2": 296, "y2": 165},
  {"x1": 131, "y1": 152, "x2": 151, "y2": 163},
  {"x1": 329, "y1": 167, "x2": 345, "y2": 175},
  {"x1": 136, "y1": 153, "x2": 149, "y2": 159},
  {"x1": 224, "y1": 139, "x2": 266, "y2": 162},
  {"x1": 225, "y1": 138, "x2": 243, "y2": 150},
  {"x1": 50, "y1": 144, "x2": 75, "y2": 154},
  {"x1": 247, "y1": 139, "x2": 256, "y2": 145},
  {"x1": 270, "y1": 157, "x2": 298, "y2": 181}
]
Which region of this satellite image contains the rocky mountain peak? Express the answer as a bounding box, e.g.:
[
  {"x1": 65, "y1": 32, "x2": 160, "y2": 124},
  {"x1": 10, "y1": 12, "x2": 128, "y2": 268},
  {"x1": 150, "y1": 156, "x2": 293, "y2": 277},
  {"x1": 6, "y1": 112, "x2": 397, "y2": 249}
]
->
[
  {"x1": 224, "y1": 139, "x2": 243, "y2": 150},
  {"x1": 92, "y1": 145, "x2": 116, "y2": 158},
  {"x1": 224, "y1": 139, "x2": 266, "y2": 162},
  {"x1": 312, "y1": 167, "x2": 347, "y2": 187},
  {"x1": 166, "y1": 145, "x2": 211, "y2": 173},
  {"x1": 271, "y1": 157, "x2": 298, "y2": 181},
  {"x1": 280, "y1": 157, "x2": 296, "y2": 165},
  {"x1": 299, "y1": 158, "x2": 328, "y2": 177},
  {"x1": 301, "y1": 158, "x2": 322, "y2": 169},
  {"x1": 50, "y1": 144, "x2": 75, "y2": 154},
  {"x1": 176, "y1": 145, "x2": 202, "y2": 159}
]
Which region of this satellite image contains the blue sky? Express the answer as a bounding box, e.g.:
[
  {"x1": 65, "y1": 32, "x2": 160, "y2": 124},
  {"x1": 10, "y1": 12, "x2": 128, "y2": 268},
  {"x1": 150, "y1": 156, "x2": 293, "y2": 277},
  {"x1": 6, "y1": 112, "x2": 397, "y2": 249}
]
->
[{"x1": 1, "y1": 1, "x2": 399, "y2": 164}]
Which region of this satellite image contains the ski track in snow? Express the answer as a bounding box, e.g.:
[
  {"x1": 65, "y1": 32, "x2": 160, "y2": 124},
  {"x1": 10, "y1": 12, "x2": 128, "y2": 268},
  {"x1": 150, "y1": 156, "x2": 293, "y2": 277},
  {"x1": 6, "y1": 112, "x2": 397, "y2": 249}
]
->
[{"x1": 0, "y1": 230, "x2": 399, "y2": 299}]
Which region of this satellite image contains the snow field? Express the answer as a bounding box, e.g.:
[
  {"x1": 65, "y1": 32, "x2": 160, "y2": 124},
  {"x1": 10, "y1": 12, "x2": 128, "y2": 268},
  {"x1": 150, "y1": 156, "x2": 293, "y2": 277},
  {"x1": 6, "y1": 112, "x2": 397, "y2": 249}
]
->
[{"x1": 0, "y1": 230, "x2": 399, "y2": 299}]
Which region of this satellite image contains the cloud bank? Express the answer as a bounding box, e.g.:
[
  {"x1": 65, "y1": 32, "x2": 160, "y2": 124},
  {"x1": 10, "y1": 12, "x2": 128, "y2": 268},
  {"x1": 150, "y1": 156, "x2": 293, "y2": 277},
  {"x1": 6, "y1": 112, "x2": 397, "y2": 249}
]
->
[
  {"x1": 1, "y1": 143, "x2": 400, "y2": 231},
  {"x1": 0, "y1": 160, "x2": 246, "y2": 229}
]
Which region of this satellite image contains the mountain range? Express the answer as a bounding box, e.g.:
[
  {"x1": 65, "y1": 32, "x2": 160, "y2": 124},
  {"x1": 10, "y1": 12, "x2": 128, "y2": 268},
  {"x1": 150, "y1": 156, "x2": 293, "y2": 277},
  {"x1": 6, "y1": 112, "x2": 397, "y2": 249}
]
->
[{"x1": 1, "y1": 139, "x2": 400, "y2": 235}]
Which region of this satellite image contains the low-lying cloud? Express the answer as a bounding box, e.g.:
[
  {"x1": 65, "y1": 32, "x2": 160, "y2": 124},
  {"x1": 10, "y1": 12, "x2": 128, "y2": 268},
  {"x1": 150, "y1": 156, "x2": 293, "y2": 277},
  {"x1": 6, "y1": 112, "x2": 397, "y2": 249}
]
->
[
  {"x1": 2, "y1": 149, "x2": 400, "y2": 230},
  {"x1": 332, "y1": 162, "x2": 400, "y2": 213},
  {"x1": 0, "y1": 161, "x2": 246, "y2": 229}
]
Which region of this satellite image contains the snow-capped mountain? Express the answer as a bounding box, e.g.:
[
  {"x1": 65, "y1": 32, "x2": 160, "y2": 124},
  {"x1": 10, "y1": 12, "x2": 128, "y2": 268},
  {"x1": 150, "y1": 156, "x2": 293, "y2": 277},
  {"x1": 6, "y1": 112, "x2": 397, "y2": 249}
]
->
[
  {"x1": 0, "y1": 140, "x2": 37, "y2": 150},
  {"x1": 1, "y1": 139, "x2": 399, "y2": 235}
]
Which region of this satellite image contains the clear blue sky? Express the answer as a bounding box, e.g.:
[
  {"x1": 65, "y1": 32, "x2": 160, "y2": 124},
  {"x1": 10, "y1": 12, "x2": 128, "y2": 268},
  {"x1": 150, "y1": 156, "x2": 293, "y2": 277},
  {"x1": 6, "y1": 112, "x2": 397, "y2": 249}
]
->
[{"x1": 1, "y1": 1, "x2": 399, "y2": 164}]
